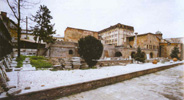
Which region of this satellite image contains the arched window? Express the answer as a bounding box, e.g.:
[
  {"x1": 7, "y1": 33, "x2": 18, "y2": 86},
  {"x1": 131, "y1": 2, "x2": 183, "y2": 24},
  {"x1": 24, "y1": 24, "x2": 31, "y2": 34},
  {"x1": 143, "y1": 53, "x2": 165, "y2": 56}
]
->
[
  {"x1": 131, "y1": 52, "x2": 136, "y2": 58},
  {"x1": 150, "y1": 52, "x2": 153, "y2": 58},
  {"x1": 115, "y1": 52, "x2": 122, "y2": 57},
  {"x1": 69, "y1": 50, "x2": 73, "y2": 54}
]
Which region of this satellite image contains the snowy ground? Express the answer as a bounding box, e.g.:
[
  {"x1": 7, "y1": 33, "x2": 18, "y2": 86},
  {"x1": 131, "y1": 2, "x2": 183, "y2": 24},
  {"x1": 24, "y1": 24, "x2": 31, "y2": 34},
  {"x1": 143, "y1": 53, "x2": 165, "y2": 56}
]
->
[
  {"x1": 59, "y1": 64, "x2": 184, "y2": 100},
  {"x1": 5, "y1": 61, "x2": 184, "y2": 95}
]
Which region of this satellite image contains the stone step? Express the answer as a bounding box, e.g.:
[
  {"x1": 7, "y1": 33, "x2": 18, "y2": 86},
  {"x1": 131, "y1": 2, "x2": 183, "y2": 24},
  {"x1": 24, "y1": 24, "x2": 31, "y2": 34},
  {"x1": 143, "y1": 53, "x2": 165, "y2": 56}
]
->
[{"x1": 6, "y1": 88, "x2": 22, "y2": 96}]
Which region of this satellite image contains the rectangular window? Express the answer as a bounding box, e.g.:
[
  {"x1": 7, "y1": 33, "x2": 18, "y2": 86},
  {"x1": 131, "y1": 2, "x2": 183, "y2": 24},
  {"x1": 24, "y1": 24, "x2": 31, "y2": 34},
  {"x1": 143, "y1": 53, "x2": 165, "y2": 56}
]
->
[{"x1": 149, "y1": 45, "x2": 152, "y2": 49}]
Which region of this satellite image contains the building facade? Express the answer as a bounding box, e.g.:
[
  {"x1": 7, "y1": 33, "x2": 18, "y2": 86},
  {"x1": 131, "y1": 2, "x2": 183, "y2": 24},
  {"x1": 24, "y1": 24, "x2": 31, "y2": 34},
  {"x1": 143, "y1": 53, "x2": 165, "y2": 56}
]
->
[
  {"x1": 101, "y1": 32, "x2": 161, "y2": 59},
  {"x1": 99, "y1": 23, "x2": 134, "y2": 46},
  {"x1": 0, "y1": 13, "x2": 12, "y2": 59},
  {"x1": 62, "y1": 24, "x2": 183, "y2": 60},
  {"x1": 159, "y1": 37, "x2": 184, "y2": 59},
  {"x1": 64, "y1": 27, "x2": 98, "y2": 43},
  {"x1": 46, "y1": 41, "x2": 78, "y2": 58},
  {"x1": 0, "y1": 11, "x2": 17, "y2": 47}
]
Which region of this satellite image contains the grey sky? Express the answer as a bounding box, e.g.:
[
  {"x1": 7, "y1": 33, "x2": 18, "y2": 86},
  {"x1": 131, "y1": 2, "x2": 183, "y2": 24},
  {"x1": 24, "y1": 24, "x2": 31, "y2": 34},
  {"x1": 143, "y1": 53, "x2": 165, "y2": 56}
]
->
[{"x1": 1, "y1": 0, "x2": 184, "y2": 38}]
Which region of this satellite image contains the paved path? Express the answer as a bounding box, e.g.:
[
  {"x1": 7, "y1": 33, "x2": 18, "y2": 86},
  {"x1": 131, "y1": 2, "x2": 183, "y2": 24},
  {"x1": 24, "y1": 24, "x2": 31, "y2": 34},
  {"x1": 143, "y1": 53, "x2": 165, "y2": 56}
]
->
[{"x1": 59, "y1": 65, "x2": 184, "y2": 100}]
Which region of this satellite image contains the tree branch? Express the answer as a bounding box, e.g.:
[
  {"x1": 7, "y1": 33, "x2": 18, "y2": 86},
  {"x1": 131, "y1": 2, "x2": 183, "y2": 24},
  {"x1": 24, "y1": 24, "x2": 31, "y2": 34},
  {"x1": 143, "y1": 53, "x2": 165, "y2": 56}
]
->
[{"x1": 6, "y1": 0, "x2": 18, "y2": 20}]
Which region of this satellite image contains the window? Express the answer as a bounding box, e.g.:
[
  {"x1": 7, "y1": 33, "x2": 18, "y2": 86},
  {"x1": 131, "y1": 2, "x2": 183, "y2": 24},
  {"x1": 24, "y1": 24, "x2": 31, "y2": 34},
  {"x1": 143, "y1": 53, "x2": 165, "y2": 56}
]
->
[
  {"x1": 150, "y1": 52, "x2": 153, "y2": 58},
  {"x1": 149, "y1": 45, "x2": 152, "y2": 49},
  {"x1": 69, "y1": 50, "x2": 73, "y2": 54}
]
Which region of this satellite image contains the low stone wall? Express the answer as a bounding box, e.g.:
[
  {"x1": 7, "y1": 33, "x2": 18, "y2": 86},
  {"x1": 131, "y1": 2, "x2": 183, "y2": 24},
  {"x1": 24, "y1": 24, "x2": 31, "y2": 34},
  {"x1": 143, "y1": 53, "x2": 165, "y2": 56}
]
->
[
  {"x1": 97, "y1": 60, "x2": 133, "y2": 66},
  {"x1": 1, "y1": 63, "x2": 183, "y2": 100}
]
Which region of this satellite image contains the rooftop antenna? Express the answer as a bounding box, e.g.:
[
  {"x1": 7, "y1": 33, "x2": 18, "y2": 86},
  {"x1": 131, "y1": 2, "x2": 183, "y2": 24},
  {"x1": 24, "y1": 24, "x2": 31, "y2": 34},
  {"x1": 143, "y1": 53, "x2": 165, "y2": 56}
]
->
[{"x1": 26, "y1": 16, "x2": 28, "y2": 38}]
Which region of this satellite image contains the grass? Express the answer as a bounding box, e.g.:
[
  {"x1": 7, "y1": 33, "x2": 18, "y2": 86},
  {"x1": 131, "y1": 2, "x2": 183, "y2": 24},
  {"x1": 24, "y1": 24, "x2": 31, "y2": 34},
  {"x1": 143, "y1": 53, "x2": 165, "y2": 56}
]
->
[
  {"x1": 29, "y1": 56, "x2": 52, "y2": 68},
  {"x1": 16, "y1": 55, "x2": 26, "y2": 68}
]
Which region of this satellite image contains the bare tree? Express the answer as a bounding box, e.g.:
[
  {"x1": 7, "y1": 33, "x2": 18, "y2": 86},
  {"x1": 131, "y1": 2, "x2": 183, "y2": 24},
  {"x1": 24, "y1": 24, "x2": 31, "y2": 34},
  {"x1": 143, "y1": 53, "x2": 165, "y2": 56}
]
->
[{"x1": 6, "y1": 0, "x2": 39, "y2": 58}]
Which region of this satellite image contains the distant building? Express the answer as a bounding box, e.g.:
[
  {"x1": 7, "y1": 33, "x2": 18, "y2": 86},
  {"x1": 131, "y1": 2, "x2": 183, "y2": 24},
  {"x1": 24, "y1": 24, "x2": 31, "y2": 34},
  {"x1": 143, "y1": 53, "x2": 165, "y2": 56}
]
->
[
  {"x1": 102, "y1": 31, "x2": 183, "y2": 60},
  {"x1": 46, "y1": 41, "x2": 78, "y2": 58},
  {"x1": 60, "y1": 24, "x2": 183, "y2": 60},
  {"x1": 53, "y1": 34, "x2": 64, "y2": 41},
  {"x1": 64, "y1": 27, "x2": 98, "y2": 43},
  {"x1": 0, "y1": 13, "x2": 12, "y2": 59},
  {"x1": 99, "y1": 23, "x2": 134, "y2": 46},
  {"x1": 159, "y1": 37, "x2": 184, "y2": 60},
  {"x1": 0, "y1": 11, "x2": 18, "y2": 47}
]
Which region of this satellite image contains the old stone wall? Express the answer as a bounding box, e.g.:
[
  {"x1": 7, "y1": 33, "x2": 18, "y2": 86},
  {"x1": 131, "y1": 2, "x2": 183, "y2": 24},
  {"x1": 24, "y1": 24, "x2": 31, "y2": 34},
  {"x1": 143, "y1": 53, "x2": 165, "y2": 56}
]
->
[
  {"x1": 114, "y1": 47, "x2": 158, "y2": 59},
  {"x1": 160, "y1": 43, "x2": 183, "y2": 59},
  {"x1": 1, "y1": 63, "x2": 183, "y2": 100},
  {"x1": 47, "y1": 41, "x2": 79, "y2": 58},
  {"x1": 64, "y1": 27, "x2": 98, "y2": 43},
  {"x1": 129, "y1": 34, "x2": 160, "y2": 50},
  {"x1": 102, "y1": 44, "x2": 115, "y2": 58}
]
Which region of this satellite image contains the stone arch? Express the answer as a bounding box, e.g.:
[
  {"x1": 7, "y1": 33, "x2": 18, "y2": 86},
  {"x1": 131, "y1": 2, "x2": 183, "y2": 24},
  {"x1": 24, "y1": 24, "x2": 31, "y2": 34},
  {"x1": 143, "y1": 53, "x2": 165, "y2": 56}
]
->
[
  {"x1": 150, "y1": 52, "x2": 153, "y2": 58},
  {"x1": 115, "y1": 51, "x2": 122, "y2": 57},
  {"x1": 131, "y1": 51, "x2": 136, "y2": 59}
]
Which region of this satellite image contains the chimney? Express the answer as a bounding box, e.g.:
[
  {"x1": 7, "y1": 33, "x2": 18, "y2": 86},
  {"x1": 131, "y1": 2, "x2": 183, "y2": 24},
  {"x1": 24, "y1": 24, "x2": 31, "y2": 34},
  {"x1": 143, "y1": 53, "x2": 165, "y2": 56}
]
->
[
  {"x1": 133, "y1": 32, "x2": 138, "y2": 48},
  {"x1": 0, "y1": 11, "x2": 7, "y2": 17}
]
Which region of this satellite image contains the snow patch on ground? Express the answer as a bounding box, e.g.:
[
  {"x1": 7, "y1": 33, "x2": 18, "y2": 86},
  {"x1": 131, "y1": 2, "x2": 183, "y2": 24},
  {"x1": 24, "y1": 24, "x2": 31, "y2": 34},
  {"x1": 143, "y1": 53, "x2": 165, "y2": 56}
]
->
[
  {"x1": 59, "y1": 65, "x2": 184, "y2": 100},
  {"x1": 6, "y1": 61, "x2": 184, "y2": 94}
]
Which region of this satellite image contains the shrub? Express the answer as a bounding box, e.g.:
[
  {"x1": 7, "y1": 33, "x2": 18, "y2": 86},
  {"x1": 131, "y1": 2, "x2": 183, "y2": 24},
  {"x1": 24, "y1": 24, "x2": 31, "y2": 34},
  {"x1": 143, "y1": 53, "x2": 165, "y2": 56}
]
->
[
  {"x1": 16, "y1": 55, "x2": 26, "y2": 68},
  {"x1": 29, "y1": 56, "x2": 52, "y2": 68},
  {"x1": 170, "y1": 46, "x2": 180, "y2": 60},
  {"x1": 78, "y1": 36, "x2": 103, "y2": 67},
  {"x1": 135, "y1": 47, "x2": 145, "y2": 63},
  {"x1": 29, "y1": 56, "x2": 45, "y2": 60}
]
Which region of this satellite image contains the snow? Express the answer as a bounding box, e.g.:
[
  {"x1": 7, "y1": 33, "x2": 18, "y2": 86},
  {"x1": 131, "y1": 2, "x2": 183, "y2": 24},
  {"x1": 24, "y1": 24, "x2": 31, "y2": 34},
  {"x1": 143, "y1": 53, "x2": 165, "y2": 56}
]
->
[
  {"x1": 59, "y1": 64, "x2": 184, "y2": 100},
  {"x1": 5, "y1": 61, "x2": 184, "y2": 95}
]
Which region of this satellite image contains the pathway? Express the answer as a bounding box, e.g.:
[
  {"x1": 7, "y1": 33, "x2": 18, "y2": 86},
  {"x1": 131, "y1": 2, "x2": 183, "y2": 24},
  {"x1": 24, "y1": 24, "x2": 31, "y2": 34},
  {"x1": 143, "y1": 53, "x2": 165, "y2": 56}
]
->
[{"x1": 59, "y1": 65, "x2": 184, "y2": 100}]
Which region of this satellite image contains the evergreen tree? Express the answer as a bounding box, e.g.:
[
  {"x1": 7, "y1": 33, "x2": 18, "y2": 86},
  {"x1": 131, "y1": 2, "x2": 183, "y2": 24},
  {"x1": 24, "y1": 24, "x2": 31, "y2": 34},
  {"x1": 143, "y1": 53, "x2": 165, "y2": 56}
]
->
[
  {"x1": 170, "y1": 46, "x2": 180, "y2": 60},
  {"x1": 32, "y1": 5, "x2": 56, "y2": 55},
  {"x1": 78, "y1": 36, "x2": 103, "y2": 67},
  {"x1": 135, "y1": 47, "x2": 145, "y2": 63}
]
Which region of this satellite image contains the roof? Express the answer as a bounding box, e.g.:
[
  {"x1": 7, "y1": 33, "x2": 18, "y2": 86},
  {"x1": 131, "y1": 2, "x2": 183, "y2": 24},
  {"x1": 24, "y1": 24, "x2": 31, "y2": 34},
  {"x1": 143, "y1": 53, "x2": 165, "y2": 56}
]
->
[
  {"x1": 127, "y1": 32, "x2": 162, "y2": 40},
  {"x1": 99, "y1": 23, "x2": 134, "y2": 33},
  {"x1": 65, "y1": 27, "x2": 98, "y2": 33},
  {"x1": 126, "y1": 33, "x2": 154, "y2": 38},
  {"x1": 21, "y1": 29, "x2": 33, "y2": 34},
  {"x1": 155, "y1": 31, "x2": 162, "y2": 34},
  {"x1": 53, "y1": 34, "x2": 64, "y2": 38},
  {"x1": 0, "y1": 16, "x2": 12, "y2": 40},
  {"x1": 164, "y1": 37, "x2": 184, "y2": 43},
  {"x1": 20, "y1": 38, "x2": 46, "y2": 44}
]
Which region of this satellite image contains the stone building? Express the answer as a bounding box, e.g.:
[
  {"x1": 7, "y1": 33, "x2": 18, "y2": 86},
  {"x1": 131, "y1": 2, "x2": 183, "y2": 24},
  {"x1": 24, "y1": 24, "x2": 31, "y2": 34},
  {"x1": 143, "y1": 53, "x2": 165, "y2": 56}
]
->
[
  {"x1": 101, "y1": 32, "x2": 161, "y2": 59},
  {"x1": 46, "y1": 41, "x2": 78, "y2": 58},
  {"x1": 47, "y1": 23, "x2": 184, "y2": 61},
  {"x1": 0, "y1": 11, "x2": 17, "y2": 47},
  {"x1": 99, "y1": 23, "x2": 134, "y2": 46},
  {"x1": 159, "y1": 37, "x2": 183, "y2": 59},
  {"x1": 64, "y1": 27, "x2": 98, "y2": 43},
  {"x1": 0, "y1": 13, "x2": 12, "y2": 59},
  {"x1": 53, "y1": 34, "x2": 64, "y2": 41},
  {"x1": 101, "y1": 31, "x2": 184, "y2": 60}
]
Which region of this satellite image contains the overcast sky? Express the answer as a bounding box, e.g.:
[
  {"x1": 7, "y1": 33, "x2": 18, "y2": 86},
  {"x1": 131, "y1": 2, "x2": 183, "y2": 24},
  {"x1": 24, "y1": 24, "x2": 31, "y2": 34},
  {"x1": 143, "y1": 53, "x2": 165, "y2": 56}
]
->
[{"x1": 0, "y1": 0, "x2": 184, "y2": 38}]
